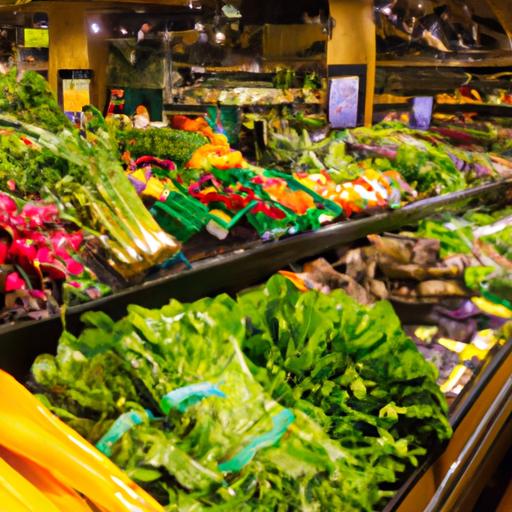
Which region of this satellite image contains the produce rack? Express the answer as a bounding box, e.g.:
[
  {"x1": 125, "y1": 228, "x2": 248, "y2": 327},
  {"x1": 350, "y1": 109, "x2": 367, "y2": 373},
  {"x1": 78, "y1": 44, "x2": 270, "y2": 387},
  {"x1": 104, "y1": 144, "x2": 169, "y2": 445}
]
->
[
  {"x1": 373, "y1": 101, "x2": 512, "y2": 122},
  {"x1": 435, "y1": 103, "x2": 512, "y2": 118},
  {"x1": 0, "y1": 176, "x2": 510, "y2": 511},
  {"x1": 1, "y1": 178, "x2": 510, "y2": 379}
]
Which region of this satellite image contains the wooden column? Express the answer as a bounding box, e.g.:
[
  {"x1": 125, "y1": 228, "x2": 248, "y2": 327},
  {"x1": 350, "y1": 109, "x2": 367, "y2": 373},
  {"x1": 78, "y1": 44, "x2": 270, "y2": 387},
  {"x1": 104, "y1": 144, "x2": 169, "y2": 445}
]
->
[
  {"x1": 327, "y1": 0, "x2": 376, "y2": 125},
  {"x1": 47, "y1": 3, "x2": 90, "y2": 92}
]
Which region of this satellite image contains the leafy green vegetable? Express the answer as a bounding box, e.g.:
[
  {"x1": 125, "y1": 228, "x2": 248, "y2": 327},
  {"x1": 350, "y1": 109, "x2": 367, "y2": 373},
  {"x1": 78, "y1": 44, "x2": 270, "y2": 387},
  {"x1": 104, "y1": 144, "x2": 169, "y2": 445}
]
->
[
  {"x1": 0, "y1": 68, "x2": 72, "y2": 133},
  {"x1": 394, "y1": 142, "x2": 465, "y2": 195},
  {"x1": 417, "y1": 219, "x2": 473, "y2": 258},
  {"x1": 33, "y1": 295, "x2": 383, "y2": 511},
  {"x1": 32, "y1": 276, "x2": 451, "y2": 511},
  {"x1": 480, "y1": 226, "x2": 512, "y2": 262},
  {"x1": 238, "y1": 276, "x2": 451, "y2": 454}
]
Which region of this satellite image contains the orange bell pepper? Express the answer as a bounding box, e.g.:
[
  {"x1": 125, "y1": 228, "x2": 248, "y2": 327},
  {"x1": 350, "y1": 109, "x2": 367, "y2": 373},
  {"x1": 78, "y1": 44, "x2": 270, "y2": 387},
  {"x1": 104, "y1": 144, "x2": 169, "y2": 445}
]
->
[
  {"x1": 209, "y1": 150, "x2": 245, "y2": 170},
  {"x1": 0, "y1": 370, "x2": 164, "y2": 512},
  {"x1": 264, "y1": 183, "x2": 314, "y2": 215}
]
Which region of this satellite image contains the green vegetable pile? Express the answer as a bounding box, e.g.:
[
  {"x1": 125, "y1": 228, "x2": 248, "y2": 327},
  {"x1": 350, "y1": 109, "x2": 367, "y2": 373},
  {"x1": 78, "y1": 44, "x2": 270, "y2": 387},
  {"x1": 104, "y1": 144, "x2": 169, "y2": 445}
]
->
[
  {"x1": 0, "y1": 68, "x2": 72, "y2": 133},
  {"x1": 416, "y1": 206, "x2": 512, "y2": 259},
  {"x1": 32, "y1": 276, "x2": 451, "y2": 511},
  {"x1": 393, "y1": 141, "x2": 466, "y2": 194},
  {"x1": 118, "y1": 128, "x2": 208, "y2": 167},
  {"x1": 256, "y1": 118, "x2": 506, "y2": 196},
  {"x1": 239, "y1": 277, "x2": 452, "y2": 459}
]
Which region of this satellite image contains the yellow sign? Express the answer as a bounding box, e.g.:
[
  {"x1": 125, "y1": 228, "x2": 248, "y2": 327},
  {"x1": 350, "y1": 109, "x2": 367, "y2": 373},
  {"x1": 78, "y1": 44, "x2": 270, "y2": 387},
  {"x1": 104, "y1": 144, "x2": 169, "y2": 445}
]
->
[
  {"x1": 63, "y1": 79, "x2": 90, "y2": 113},
  {"x1": 24, "y1": 28, "x2": 49, "y2": 48}
]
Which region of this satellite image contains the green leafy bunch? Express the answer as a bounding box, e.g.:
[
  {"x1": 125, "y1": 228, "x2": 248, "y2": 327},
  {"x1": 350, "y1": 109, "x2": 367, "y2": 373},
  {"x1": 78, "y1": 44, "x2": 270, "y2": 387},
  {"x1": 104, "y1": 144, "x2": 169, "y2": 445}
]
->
[
  {"x1": 0, "y1": 68, "x2": 72, "y2": 133},
  {"x1": 32, "y1": 276, "x2": 452, "y2": 510},
  {"x1": 33, "y1": 294, "x2": 383, "y2": 511},
  {"x1": 239, "y1": 277, "x2": 452, "y2": 459}
]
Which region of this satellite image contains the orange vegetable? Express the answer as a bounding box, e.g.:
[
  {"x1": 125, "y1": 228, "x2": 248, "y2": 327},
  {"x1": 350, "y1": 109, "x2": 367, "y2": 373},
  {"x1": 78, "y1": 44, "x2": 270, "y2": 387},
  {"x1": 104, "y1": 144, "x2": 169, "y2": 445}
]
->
[
  {"x1": 263, "y1": 183, "x2": 314, "y2": 215},
  {"x1": 187, "y1": 144, "x2": 245, "y2": 170},
  {"x1": 0, "y1": 370, "x2": 164, "y2": 512},
  {"x1": 172, "y1": 115, "x2": 229, "y2": 146},
  {"x1": 278, "y1": 271, "x2": 308, "y2": 292},
  {"x1": 0, "y1": 457, "x2": 59, "y2": 512},
  {"x1": 0, "y1": 447, "x2": 93, "y2": 512}
]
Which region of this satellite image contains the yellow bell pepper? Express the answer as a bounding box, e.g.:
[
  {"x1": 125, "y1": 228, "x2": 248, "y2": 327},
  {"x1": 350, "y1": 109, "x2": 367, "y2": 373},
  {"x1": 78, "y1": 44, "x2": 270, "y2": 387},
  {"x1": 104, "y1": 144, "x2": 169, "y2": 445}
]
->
[{"x1": 472, "y1": 297, "x2": 512, "y2": 319}]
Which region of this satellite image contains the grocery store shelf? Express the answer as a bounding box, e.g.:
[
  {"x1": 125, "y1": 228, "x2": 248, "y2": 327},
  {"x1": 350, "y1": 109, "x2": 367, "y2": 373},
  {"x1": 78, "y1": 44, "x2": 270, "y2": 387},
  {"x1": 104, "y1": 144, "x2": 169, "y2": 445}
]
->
[
  {"x1": 435, "y1": 103, "x2": 512, "y2": 118},
  {"x1": 373, "y1": 101, "x2": 512, "y2": 119},
  {"x1": 0, "y1": 179, "x2": 510, "y2": 379},
  {"x1": 378, "y1": 56, "x2": 512, "y2": 68}
]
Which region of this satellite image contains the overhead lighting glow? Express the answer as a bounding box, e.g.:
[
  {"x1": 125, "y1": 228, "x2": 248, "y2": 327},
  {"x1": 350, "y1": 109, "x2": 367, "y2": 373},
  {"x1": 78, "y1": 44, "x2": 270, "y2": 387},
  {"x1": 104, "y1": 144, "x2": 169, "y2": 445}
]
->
[
  {"x1": 90, "y1": 22, "x2": 101, "y2": 34},
  {"x1": 215, "y1": 31, "x2": 226, "y2": 44},
  {"x1": 120, "y1": 27, "x2": 128, "y2": 35}
]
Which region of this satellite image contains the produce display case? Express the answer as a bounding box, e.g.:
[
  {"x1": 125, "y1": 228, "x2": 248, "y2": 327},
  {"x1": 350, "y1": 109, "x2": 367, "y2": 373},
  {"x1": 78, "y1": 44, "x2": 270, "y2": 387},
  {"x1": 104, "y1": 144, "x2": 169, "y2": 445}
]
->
[
  {"x1": 0, "y1": 1, "x2": 511, "y2": 511},
  {"x1": 387, "y1": 338, "x2": 512, "y2": 511},
  {"x1": 0, "y1": 177, "x2": 511, "y2": 511}
]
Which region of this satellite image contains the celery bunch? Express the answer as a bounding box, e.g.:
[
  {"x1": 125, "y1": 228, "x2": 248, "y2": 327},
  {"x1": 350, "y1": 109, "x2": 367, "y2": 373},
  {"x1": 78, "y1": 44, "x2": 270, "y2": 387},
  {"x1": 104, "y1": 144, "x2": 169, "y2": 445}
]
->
[{"x1": 0, "y1": 116, "x2": 180, "y2": 279}]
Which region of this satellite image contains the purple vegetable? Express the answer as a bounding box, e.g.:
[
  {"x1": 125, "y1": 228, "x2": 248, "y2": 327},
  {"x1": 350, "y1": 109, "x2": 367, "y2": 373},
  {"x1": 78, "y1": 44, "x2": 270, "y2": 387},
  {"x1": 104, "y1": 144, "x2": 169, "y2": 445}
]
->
[
  {"x1": 486, "y1": 316, "x2": 507, "y2": 330},
  {"x1": 435, "y1": 300, "x2": 480, "y2": 320},
  {"x1": 473, "y1": 163, "x2": 491, "y2": 178},
  {"x1": 127, "y1": 175, "x2": 146, "y2": 195},
  {"x1": 448, "y1": 153, "x2": 467, "y2": 172}
]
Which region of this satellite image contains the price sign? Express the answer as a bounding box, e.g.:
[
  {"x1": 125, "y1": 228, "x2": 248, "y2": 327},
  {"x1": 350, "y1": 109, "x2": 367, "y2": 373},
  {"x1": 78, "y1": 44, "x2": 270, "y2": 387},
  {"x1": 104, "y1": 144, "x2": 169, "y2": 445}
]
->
[{"x1": 24, "y1": 28, "x2": 49, "y2": 48}]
